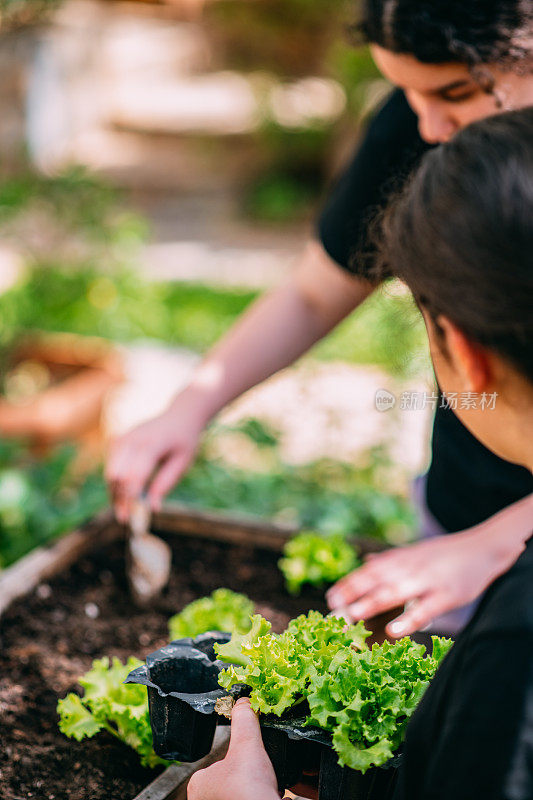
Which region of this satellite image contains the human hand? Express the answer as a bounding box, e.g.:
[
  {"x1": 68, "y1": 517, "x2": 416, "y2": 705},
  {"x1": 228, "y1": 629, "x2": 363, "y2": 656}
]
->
[
  {"x1": 106, "y1": 392, "x2": 205, "y2": 522},
  {"x1": 187, "y1": 698, "x2": 279, "y2": 800},
  {"x1": 326, "y1": 518, "x2": 528, "y2": 637}
]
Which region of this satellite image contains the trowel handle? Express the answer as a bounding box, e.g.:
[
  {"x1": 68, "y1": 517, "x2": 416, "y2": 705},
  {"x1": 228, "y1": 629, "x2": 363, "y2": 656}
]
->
[{"x1": 129, "y1": 494, "x2": 151, "y2": 538}]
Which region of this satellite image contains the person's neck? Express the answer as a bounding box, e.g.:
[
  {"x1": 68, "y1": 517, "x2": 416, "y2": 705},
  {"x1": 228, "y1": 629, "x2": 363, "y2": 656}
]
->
[{"x1": 500, "y1": 403, "x2": 533, "y2": 473}]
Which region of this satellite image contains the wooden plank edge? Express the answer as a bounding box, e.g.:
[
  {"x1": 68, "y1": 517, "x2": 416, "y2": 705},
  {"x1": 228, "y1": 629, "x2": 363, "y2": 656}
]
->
[
  {"x1": 153, "y1": 502, "x2": 389, "y2": 556},
  {"x1": 0, "y1": 502, "x2": 389, "y2": 618},
  {"x1": 0, "y1": 509, "x2": 120, "y2": 618},
  {"x1": 153, "y1": 502, "x2": 298, "y2": 552},
  {"x1": 132, "y1": 727, "x2": 230, "y2": 800}
]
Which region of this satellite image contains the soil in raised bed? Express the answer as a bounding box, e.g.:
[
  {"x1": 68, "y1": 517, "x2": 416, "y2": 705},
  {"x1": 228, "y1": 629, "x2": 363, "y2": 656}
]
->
[{"x1": 0, "y1": 529, "x2": 331, "y2": 800}]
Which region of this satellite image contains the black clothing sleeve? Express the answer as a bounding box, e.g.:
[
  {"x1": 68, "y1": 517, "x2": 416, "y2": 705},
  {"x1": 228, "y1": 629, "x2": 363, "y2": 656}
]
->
[
  {"x1": 396, "y1": 538, "x2": 533, "y2": 800},
  {"x1": 317, "y1": 89, "x2": 429, "y2": 276}
]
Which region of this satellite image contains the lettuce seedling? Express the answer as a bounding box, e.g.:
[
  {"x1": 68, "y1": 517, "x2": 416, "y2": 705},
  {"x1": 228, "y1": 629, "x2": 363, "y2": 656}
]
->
[
  {"x1": 168, "y1": 588, "x2": 254, "y2": 639},
  {"x1": 307, "y1": 636, "x2": 453, "y2": 771},
  {"x1": 58, "y1": 590, "x2": 255, "y2": 766},
  {"x1": 216, "y1": 611, "x2": 370, "y2": 716},
  {"x1": 57, "y1": 656, "x2": 167, "y2": 768},
  {"x1": 279, "y1": 531, "x2": 359, "y2": 594},
  {"x1": 216, "y1": 611, "x2": 453, "y2": 772}
]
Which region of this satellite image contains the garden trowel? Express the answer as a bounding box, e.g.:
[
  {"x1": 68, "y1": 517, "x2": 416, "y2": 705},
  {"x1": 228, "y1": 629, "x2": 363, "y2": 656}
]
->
[{"x1": 127, "y1": 497, "x2": 171, "y2": 604}]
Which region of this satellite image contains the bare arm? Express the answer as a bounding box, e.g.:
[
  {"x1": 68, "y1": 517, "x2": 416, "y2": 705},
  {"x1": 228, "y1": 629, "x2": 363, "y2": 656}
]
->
[
  {"x1": 107, "y1": 240, "x2": 373, "y2": 519},
  {"x1": 180, "y1": 239, "x2": 371, "y2": 423}
]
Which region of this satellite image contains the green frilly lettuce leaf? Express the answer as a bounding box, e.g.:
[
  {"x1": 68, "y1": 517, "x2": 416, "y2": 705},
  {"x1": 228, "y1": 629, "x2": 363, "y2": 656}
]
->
[
  {"x1": 168, "y1": 588, "x2": 254, "y2": 640},
  {"x1": 216, "y1": 609, "x2": 452, "y2": 773}
]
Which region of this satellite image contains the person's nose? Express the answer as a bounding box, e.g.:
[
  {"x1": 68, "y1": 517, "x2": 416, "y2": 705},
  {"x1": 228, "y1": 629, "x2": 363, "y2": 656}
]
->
[{"x1": 416, "y1": 100, "x2": 457, "y2": 144}]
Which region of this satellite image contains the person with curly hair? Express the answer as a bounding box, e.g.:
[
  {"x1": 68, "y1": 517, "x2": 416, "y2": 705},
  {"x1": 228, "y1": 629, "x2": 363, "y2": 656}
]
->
[
  {"x1": 107, "y1": 1, "x2": 533, "y2": 636},
  {"x1": 188, "y1": 105, "x2": 533, "y2": 800}
]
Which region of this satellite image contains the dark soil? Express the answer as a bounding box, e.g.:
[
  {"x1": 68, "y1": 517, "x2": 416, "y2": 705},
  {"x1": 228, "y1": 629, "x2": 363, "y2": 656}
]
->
[{"x1": 0, "y1": 529, "x2": 330, "y2": 800}]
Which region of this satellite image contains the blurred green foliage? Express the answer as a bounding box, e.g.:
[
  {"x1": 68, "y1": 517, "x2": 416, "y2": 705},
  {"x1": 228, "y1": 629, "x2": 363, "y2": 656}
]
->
[
  {"x1": 205, "y1": 0, "x2": 384, "y2": 221},
  {"x1": 0, "y1": 263, "x2": 427, "y2": 377},
  {"x1": 0, "y1": 165, "x2": 428, "y2": 375},
  {"x1": 0, "y1": 167, "x2": 147, "y2": 253},
  {"x1": 0, "y1": 0, "x2": 60, "y2": 32},
  {"x1": 171, "y1": 420, "x2": 415, "y2": 543},
  {"x1": 0, "y1": 441, "x2": 107, "y2": 568},
  {"x1": 244, "y1": 172, "x2": 318, "y2": 223},
  {"x1": 244, "y1": 124, "x2": 332, "y2": 222},
  {"x1": 318, "y1": 287, "x2": 429, "y2": 378},
  {"x1": 0, "y1": 421, "x2": 414, "y2": 569},
  {"x1": 0, "y1": 264, "x2": 255, "y2": 354}
]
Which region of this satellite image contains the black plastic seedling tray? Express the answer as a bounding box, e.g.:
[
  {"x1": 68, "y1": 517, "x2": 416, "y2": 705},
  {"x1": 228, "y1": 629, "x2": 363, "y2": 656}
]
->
[
  {"x1": 125, "y1": 632, "x2": 402, "y2": 800},
  {"x1": 125, "y1": 632, "x2": 233, "y2": 761}
]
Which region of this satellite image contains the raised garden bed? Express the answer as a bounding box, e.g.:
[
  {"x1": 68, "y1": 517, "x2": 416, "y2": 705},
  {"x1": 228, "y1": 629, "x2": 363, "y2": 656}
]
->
[{"x1": 0, "y1": 504, "x2": 397, "y2": 800}]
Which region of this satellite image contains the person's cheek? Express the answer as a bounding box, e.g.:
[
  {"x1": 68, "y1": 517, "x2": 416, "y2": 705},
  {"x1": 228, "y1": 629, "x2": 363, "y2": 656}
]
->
[{"x1": 455, "y1": 93, "x2": 500, "y2": 130}]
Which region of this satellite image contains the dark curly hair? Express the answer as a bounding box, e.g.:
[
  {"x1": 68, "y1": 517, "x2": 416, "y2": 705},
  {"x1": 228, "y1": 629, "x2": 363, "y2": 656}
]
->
[
  {"x1": 357, "y1": 0, "x2": 533, "y2": 73},
  {"x1": 375, "y1": 107, "x2": 533, "y2": 383}
]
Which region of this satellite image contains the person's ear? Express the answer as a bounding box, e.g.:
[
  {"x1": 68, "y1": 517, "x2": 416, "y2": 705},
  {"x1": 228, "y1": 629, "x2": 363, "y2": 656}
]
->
[{"x1": 436, "y1": 315, "x2": 491, "y2": 392}]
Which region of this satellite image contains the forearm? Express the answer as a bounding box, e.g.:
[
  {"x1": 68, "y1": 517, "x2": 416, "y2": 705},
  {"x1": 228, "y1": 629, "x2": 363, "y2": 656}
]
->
[
  {"x1": 470, "y1": 492, "x2": 533, "y2": 555},
  {"x1": 172, "y1": 240, "x2": 373, "y2": 425}
]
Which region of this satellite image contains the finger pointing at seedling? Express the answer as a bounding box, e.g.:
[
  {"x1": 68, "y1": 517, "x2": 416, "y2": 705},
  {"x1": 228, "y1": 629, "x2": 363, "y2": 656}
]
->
[{"x1": 228, "y1": 698, "x2": 263, "y2": 752}]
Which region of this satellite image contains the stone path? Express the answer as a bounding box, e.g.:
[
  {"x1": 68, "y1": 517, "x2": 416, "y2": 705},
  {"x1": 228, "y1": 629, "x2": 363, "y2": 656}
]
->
[{"x1": 104, "y1": 343, "x2": 433, "y2": 480}]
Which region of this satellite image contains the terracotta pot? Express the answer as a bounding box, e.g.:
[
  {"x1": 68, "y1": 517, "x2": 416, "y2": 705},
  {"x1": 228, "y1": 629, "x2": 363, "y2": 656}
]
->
[{"x1": 0, "y1": 331, "x2": 123, "y2": 447}]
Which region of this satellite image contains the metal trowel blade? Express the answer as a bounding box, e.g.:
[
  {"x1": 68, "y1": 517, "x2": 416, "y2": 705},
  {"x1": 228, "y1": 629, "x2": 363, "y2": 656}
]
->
[{"x1": 127, "y1": 499, "x2": 171, "y2": 604}]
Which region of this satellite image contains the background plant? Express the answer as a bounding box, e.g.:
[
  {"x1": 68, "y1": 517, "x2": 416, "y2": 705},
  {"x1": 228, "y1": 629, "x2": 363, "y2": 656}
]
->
[
  {"x1": 0, "y1": 440, "x2": 107, "y2": 568},
  {"x1": 168, "y1": 588, "x2": 254, "y2": 640},
  {"x1": 0, "y1": 421, "x2": 415, "y2": 569},
  {"x1": 279, "y1": 530, "x2": 360, "y2": 595},
  {"x1": 57, "y1": 656, "x2": 169, "y2": 769}
]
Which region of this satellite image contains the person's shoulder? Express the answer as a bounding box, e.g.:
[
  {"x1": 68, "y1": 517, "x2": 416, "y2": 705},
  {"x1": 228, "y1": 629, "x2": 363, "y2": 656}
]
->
[
  {"x1": 373, "y1": 88, "x2": 416, "y2": 121},
  {"x1": 471, "y1": 537, "x2": 533, "y2": 639},
  {"x1": 357, "y1": 89, "x2": 429, "y2": 174},
  {"x1": 364, "y1": 88, "x2": 420, "y2": 144}
]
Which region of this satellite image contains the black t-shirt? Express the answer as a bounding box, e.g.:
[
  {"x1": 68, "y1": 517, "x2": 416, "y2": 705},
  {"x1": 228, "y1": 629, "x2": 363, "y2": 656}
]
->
[
  {"x1": 318, "y1": 89, "x2": 533, "y2": 532},
  {"x1": 394, "y1": 534, "x2": 533, "y2": 800}
]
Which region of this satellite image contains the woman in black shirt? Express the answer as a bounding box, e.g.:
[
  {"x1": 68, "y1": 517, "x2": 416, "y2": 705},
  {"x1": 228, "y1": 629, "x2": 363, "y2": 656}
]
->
[
  {"x1": 108, "y1": 0, "x2": 533, "y2": 635},
  {"x1": 188, "y1": 105, "x2": 533, "y2": 800}
]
